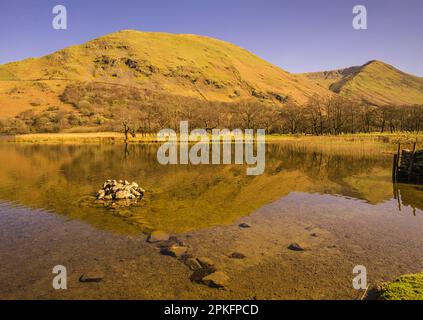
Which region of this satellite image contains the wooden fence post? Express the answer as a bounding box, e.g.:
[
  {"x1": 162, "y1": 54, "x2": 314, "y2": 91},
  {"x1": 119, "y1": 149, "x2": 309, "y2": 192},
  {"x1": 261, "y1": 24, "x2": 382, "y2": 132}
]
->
[{"x1": 407, "y1": 141, "x2": 417, "y2": 182}]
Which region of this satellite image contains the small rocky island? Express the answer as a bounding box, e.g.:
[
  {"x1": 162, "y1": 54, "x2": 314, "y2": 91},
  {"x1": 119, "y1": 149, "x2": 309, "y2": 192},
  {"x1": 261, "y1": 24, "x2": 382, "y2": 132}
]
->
[{"x1": 97, "y1": 180, "x2": 145, "y2": 201}]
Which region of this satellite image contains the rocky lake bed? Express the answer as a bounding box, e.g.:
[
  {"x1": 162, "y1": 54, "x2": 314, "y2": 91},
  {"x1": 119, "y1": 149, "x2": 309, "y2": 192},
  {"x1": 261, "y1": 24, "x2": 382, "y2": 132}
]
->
[{"x1": 1, "y1": 192, "x2": 422, "y2": 299}]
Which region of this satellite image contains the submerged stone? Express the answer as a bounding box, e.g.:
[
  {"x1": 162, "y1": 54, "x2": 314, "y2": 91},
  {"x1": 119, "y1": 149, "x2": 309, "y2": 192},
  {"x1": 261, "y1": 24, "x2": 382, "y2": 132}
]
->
[
  {"x1": 79, "y1": 272, "x2": 104, "y2": 283},
  {"x1": 201, "y1": 271, "x2": 230, "y2": 288},
  {"x1": 288, "y1": 243, "x2": 306, "y2": 251},
  {"x1": 190, "y1": 268, "x2": 212, "y2": 282},
  {"x1": 160, "y1": 245, "x2": 188, "y2": 258},
  {"x1": 184, "y1": 258, "x2": 203, "y2": 271},
  {"x1": 147, "y1": 230, "x2": 170, "y2": 243},
  {"x1": 196, "y1": 257, "x2": 215, "y2": 269},
  {"x1": 230, "y1": 252, "x2": 246, "y2": 259}
]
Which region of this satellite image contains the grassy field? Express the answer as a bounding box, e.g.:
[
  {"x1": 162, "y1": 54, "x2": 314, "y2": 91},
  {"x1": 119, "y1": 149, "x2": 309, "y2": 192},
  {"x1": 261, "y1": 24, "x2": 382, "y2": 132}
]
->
[
  {"x1": 266, "y1": 132, "x2": 422, "y2": 143},
  {"x1": 8, "y1": 132, "x2": 146, "y2": 144},
  {"x1": 6, "y1": 132, "x2": 422, "y2": 149}
]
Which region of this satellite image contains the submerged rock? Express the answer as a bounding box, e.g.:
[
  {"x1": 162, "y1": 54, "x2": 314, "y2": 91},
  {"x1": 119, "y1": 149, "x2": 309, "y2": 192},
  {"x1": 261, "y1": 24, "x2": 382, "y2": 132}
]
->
[
  {"x1": 196, "y1": 257, "x2": 215, "y2": 269},
  {"x1": 239, "y1": 222, "x2": 251, "y2": 228},
  {"x1": 79, "y1": 272, "x2": 104, "y2": 283},
  {"x1": 160, "y1": 245, "x2": 188, "y2": 258},
  {"x1": 184, "y1": 258, "x2": 203, "y2": 271},
  {"x1": 230, "y1": 252, "x2": 246, "y2": 259},
  {"x1": 202, "y1": 271, "x2": 230, "y2": 288},
  {"x1": 190, "y1": 268, "x2": 213, "y2": 282},
  {"x1": 147, "y1": 231, "x2": 170, "y2": 243},
  {"x1": 288, "y1": 243, "x2": 306, "y2": 251}
]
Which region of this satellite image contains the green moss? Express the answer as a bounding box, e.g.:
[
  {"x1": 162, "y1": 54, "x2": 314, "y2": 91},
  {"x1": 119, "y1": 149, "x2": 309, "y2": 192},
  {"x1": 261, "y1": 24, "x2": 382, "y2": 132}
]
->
[{"x1": 378, "y1": 272, "x2": 423, "y2": 300}]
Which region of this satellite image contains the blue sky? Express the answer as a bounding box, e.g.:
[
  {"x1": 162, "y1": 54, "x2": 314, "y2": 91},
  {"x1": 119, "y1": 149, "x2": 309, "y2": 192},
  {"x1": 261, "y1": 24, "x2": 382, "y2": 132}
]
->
[{"x1": 0, "y1": 0, "x2": 422, "y2": 75}]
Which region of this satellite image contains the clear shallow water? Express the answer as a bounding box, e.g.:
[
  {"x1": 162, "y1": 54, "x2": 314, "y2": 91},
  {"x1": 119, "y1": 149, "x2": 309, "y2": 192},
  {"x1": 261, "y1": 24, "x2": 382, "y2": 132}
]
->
[
  {"x1": 0, "y1": 142, "x2": 421, "y2": 234},
  {"x1": 0, "y1": 141, "x2": 423, "y2": 299}
]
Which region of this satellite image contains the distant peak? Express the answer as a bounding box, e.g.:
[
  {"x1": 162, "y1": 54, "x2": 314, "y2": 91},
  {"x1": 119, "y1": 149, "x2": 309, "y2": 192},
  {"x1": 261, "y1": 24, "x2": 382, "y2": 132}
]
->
[
  {"x1": 366, "y1": 59, "x2": 382, "y2": 64},
  {"x1": 362, "y1": 60, "x2": 389, "y2": 68}
]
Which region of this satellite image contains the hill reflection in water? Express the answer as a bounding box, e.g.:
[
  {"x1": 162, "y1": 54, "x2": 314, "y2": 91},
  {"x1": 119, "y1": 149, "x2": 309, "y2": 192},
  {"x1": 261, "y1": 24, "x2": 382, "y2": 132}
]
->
[{"x1": 0, "y1": 142, "x2": 421, "y2": 234}]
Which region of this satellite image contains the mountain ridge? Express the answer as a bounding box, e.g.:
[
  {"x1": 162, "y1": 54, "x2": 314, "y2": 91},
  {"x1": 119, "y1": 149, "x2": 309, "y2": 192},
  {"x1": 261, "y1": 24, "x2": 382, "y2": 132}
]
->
[
  {"x1": 0, "y1": 30, "x2": 330, "y2": 106},
  {"x1": 0, "y1": 30, "x2": 422, "y2": 125},
  {"x1": 303, "y1": 60, "x2": 423, "y2": 106}
]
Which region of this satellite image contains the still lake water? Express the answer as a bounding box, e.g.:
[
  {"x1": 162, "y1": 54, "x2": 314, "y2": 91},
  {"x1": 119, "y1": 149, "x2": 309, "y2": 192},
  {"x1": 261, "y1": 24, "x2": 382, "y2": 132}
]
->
[
  {"x1": 0, "y1": 141, "x2": 423, "y2": 299},
  {"x1": 0, "y1": 143, "x2": 423, "y2": 234},
  {"x1": 0, "y1": 141, "x2": 421, "y2": 234}
]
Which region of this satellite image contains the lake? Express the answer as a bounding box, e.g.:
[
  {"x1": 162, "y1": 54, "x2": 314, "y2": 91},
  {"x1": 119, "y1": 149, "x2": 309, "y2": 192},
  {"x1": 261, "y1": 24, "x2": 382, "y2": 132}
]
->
[{"x1": 0, "y1": 141, "x2": 422, "y2": 299}]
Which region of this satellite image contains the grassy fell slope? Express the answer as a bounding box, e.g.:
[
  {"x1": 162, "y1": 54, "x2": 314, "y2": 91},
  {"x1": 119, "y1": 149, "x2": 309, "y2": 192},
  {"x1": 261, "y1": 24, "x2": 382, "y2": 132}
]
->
[
  {"x1": 0, "y1": 30, "x2": 330, "y2": 120},
  {"x1": 303, "y1": 60, "x2": 423, "y2": 106},
  {"x1": 2, "y1": 30, "x2": 422, "y2": 132}
]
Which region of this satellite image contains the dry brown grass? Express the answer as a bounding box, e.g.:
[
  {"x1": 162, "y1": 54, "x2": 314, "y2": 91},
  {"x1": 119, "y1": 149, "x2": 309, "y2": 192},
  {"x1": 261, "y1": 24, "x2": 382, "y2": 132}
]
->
[{"x1": 9, "y1": 132, "x2": 422, "y2": 154}]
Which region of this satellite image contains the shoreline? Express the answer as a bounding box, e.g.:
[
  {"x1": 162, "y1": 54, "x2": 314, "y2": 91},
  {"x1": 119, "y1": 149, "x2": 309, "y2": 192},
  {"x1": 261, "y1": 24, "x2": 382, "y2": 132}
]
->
[{"x1": 2, "y1": 132, "x2": 422, "y2": 145}]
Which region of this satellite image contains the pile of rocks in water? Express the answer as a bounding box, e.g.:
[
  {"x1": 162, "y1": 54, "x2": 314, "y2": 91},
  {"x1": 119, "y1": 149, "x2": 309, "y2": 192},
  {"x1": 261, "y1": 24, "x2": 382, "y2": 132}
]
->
[{"x1": 97, "y1": 180, "x2": 145, "y2": 201}]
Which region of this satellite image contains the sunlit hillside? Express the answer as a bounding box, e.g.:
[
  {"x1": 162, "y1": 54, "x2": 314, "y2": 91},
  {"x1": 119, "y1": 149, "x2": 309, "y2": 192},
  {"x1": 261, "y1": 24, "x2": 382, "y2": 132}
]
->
[
  {"x1": 0, "y1": 30, "x2": 331, "y2": 118},
  {"x1": 1, "y1": 31, "x2": 423, "y2": 134},
  {"x1": 303, "y1": 60, "x2": 423, "y2": 106}
]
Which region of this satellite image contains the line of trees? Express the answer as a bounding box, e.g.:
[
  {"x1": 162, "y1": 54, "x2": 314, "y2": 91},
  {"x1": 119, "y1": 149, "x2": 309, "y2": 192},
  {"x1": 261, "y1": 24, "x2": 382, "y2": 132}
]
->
[
  {"x1": 112, "y1": 95, "x2": 423, "y2": 136},
  {"x1": 1, "y1": 82, "x2": 422, "y2": 135},
  {"x1": 280, "y1": 96, "x2": 423, "y2": 135}
]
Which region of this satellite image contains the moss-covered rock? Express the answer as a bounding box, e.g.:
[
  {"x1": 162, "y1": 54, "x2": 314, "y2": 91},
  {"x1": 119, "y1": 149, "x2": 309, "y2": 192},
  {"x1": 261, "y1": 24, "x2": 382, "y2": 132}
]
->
[{"x1": 377, "y1": 272, "x2": 423, "y2": 300}]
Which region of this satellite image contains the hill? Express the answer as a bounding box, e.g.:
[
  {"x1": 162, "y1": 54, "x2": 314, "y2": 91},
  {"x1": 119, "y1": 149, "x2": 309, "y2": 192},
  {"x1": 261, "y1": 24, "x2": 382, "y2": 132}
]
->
[
  {"x1": 302, "y1": 60, "x2": 423, "y2": 106},
  {"x1": 1, "y1": 30, "x2": 422, "y2": 134},
  {"x1": 0, "y1": 30, "x2": 330, "y2": 119}
]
